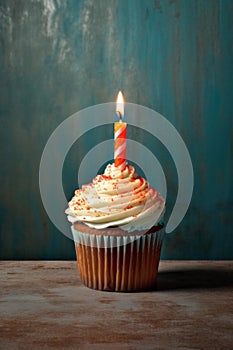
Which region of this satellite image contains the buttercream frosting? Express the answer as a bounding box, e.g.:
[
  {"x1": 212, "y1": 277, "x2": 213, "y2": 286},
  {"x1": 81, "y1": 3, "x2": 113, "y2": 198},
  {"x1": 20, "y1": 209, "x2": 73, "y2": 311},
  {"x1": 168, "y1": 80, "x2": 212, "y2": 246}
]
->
[{"x1": 66, "y1": 163, "x2": 165, "y2": 231}]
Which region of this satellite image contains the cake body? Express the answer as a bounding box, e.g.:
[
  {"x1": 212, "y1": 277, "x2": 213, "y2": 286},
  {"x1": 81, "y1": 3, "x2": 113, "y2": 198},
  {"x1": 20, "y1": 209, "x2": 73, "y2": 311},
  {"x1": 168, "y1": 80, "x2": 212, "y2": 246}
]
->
[{"x1": 72, "y1": 222, "x2": 164, "y2": 292}]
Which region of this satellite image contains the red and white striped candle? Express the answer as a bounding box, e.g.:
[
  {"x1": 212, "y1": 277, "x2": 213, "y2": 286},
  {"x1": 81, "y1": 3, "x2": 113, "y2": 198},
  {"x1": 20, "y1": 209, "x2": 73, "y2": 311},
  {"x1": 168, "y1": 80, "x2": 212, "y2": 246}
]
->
[{"x1": 114, "y1": 91, "x2": 127, "y2": 171}]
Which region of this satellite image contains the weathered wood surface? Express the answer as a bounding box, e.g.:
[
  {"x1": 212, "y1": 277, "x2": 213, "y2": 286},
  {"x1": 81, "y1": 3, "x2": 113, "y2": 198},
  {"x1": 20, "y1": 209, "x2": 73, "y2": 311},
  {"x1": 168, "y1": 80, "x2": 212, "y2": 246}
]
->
[{"x1": 1, "y1": 261, "x2": 233, "y2": 349}]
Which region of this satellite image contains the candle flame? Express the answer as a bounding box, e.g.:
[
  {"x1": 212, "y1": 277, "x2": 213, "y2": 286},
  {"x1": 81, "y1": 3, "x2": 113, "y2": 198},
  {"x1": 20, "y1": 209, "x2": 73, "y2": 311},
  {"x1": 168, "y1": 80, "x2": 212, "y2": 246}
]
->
[{"x1": 116, "y1": 91, "x2": 124, "y2": 119}]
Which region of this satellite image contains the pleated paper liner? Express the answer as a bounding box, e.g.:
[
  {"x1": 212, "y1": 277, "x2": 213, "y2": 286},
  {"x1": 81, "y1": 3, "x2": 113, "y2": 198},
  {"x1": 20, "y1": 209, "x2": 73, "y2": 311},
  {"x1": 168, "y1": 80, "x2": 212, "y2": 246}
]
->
[{"x1": 72, "y1": 225, "x2": 164, "y2": 292}]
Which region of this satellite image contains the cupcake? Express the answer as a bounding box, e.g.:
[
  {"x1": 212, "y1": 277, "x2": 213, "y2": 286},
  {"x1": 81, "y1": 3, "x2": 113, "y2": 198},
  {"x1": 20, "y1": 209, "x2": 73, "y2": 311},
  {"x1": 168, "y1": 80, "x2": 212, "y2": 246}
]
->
[{"x1": 65, "y1": 163, "x2": 165, "y2": 292}]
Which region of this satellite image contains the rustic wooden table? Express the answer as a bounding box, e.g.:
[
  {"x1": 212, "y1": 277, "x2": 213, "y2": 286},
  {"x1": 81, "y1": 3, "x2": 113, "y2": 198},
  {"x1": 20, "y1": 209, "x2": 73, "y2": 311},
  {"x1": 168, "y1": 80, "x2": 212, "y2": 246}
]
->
[{"x1": 0, "y1": 261, "x2": 232, "y2": 350}]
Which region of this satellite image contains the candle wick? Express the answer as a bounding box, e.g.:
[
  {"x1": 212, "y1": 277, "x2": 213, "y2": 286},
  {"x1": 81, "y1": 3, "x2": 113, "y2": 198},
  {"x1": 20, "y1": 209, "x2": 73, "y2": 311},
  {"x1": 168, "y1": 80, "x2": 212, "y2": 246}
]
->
[{"x1": 116, "y1": 111, "x2": 123, "y2": 122}]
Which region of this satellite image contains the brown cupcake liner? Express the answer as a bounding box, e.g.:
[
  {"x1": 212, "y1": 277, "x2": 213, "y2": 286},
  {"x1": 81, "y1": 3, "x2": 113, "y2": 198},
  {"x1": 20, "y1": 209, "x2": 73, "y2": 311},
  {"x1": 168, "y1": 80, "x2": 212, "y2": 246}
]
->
[{"x1": 72, "y1": 227, "x2": 164, "y2": 292}]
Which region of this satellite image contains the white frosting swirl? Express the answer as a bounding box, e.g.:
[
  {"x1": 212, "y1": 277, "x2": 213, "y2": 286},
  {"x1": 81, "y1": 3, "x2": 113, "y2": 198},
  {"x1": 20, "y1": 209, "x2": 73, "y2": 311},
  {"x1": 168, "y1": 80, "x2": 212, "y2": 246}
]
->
[{"x1": 66, "y1": 163, "x2": 165, "y2": 231}]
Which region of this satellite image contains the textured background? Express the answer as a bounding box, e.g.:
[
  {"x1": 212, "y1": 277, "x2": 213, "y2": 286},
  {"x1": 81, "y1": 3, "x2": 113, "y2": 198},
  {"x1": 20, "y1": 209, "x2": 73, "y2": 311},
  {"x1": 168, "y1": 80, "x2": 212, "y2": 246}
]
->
[{"x1": 0, "y1": 0, "x2": 232, "y2": 259}]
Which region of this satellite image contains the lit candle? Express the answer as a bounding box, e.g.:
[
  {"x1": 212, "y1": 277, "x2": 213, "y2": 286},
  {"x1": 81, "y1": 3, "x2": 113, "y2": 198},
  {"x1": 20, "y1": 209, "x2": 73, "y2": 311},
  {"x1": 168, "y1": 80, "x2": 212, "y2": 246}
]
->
[{"x1": 114, "y1": 91, "x2": 127, "y2": 170}]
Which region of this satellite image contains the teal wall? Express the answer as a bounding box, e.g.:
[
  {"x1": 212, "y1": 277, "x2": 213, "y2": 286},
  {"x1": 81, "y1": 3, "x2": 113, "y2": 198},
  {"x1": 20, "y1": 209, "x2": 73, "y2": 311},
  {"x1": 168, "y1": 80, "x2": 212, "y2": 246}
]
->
[{"x1": 0, "y1": 0, "x2": 232, "y2": 259}]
